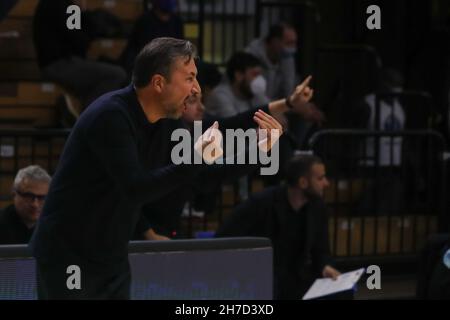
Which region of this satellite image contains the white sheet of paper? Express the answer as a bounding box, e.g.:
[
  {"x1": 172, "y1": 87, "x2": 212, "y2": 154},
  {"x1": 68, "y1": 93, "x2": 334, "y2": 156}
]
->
[{"x1": 302, "y1": 268, "x2": 365, "y2": 300}]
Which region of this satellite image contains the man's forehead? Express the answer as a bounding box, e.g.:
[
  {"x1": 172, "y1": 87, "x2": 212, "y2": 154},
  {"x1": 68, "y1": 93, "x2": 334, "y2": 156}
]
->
[
  {"x1": 173, "y1": 57, "x2": 197, "y2": 75},
  {"x1": 310, "y1": 163, "x2": 325, "y2": 174}
]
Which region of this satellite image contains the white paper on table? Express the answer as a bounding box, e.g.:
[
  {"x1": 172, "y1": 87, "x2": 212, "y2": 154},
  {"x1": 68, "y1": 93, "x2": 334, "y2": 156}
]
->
[{"x1": 302, "y1": 268, "x2": 365, "y2": 300}]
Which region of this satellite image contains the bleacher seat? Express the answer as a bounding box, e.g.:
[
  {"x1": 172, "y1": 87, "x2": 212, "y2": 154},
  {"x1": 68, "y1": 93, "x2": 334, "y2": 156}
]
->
[
  {"x1": 0, "y1": 82, "x2": 61, "y2": 127},
  {"x1": 86, "y1": 0, "x2": 143, "y2": 21},
  {"x1": 7, "y1": 0, "x2": 38, "y2": 18},
  {"x1": 329, "y1": 215, "x2": 438, "y2": 256},
  {"x1": 88, "y1": 38, "x2": 127, "y2": 60}
]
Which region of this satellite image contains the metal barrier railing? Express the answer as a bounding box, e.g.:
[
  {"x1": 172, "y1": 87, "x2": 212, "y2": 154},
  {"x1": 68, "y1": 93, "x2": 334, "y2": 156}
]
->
[
  {"x1": 308, "y1": 129, "x2": 448, "y2": 258},
  {"x1": 177, "y1": 0, "x2": 317, "y2": 69},
  {"x1": 1, "y1": 128, "x2": 447, "y2": 258},
  {"x1": 373, "y1": 91, "x2": 435, "y2": 130},
  {"x1": 315, "y1": 44, "x2": 382, "y2": 126},
  {"x1": 182, "y1": 0, "x2": 258, "y2": 66}
]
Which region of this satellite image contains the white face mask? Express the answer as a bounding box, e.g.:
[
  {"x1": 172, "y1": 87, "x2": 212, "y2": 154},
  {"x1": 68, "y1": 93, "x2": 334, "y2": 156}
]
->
[{"x1": 250, "y1": 75, "x2": 267, "y2": 96}]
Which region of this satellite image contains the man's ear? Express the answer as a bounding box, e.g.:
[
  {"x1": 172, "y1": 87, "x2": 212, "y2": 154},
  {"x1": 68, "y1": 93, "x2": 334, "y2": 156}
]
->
[
  {"x1": 151, "y1": 74, "x2": 165, "y2": 93},
  {"x1": 298, "y1": 176, "x2": 308, "y2": 189}
]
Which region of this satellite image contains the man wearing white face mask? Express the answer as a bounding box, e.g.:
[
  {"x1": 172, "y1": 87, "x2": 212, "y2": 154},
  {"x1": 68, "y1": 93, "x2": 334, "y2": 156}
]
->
[
  {"x1": 246, "y1": 23, "x2": 298, "y2": 100},
  {"x1": 205, "y1": 52, "x2": 270, "y2": 118},
  {"x1": 250, "y1": 74, "x2": 268, "y2": 97}
]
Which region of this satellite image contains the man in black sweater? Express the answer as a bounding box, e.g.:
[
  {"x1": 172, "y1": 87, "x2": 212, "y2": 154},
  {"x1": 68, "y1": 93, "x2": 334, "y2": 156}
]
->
[
  {"x1": 30, "y1": 37, "x2": 284, "y2": 299},
  {"x1": 216, "y1": 154, "x2": 341, "y2": 299}
]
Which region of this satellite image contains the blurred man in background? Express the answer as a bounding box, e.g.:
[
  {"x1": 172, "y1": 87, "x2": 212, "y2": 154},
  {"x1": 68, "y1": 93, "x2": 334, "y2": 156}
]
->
[{"x1": 216, "y1": 154, "x2": 342, "y2": 299}]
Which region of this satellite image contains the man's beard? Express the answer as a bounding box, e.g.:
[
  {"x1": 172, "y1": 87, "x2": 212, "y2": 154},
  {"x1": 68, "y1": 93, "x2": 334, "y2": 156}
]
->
[
  {"x1": 166, "y1": 104, "x2": 183, "y2": 119},
  {"x1": 303, "y1": 186, "x2": 322, "y2": 201}
]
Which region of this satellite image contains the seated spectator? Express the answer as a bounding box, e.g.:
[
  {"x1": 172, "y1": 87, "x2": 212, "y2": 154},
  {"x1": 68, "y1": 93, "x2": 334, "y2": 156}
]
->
[
  {"x1": 246, "y1": 23, "x2": 321, "y2": 149},
  {"x1": 0, "y1": 166, "x2": 51, "y2": 244},
  {"x1": 205, "y1": 51, "x2": 323, "y2": 189},
  {"x1": 120, "y1": 0, "x2": 184, "y2": 75},
  {"x1": 205, "y1": 51, "x2": 270, "y2": 118},
  {"x1": 33, "y1": 0, "x2": 127, "y2": 118},
  {"x1": 216, "y1": 154, "x2": 343, "y2": 300},
  {"x1": 246, "y1": 23, "x2": 298, "y2": 100}
]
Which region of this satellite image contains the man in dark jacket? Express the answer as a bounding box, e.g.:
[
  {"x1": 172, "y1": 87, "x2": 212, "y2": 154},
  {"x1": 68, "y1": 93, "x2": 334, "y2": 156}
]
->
[
  {"x1": 30, "y1": 37, "x2": 284, "y2": 300},
  {"x1": 216, "y1": 154, "x2": 341, "y2": 299}
]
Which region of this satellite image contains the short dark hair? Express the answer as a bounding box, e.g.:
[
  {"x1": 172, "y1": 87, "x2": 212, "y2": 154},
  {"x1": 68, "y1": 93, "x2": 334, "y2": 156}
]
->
[
  {"x1": 265, "y1": 22, "x2": 295, "y2": 42},
  {"x1": 285, "y1": 154, "x2": 324, "y2": 187},
  {"x1": 226, "y1": 51, "x2": 262, "y2": 82},
  {"x1": 132, "y1": 37, "x2": 197, "y2": 88}
]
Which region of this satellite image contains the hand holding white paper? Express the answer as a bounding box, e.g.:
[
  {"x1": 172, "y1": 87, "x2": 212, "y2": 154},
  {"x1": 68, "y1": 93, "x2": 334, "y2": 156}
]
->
[{"x1": 194, "y1": 121, "x2": 223, "y2": 164}]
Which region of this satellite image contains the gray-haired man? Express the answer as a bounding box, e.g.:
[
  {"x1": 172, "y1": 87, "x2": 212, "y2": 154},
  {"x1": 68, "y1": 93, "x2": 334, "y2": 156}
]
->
[{"x1": 0, "y1": 165, "x2": 51, "y2": 245}]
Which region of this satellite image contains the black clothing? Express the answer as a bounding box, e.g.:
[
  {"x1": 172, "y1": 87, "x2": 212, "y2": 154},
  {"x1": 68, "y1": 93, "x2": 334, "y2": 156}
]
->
[
  {"x1": 33, "y1": 0, "x2": 91, "y2": 69},
  {"x1": 0, "y1": 205, "x2": 35, "y2": 244},
  {"x1": 30, "y1": 84, "x2": 206, "y2": 300},
  {"x1": 136, "y1": 105, "x2": 272, "y2": 238},
  {"x1": 120, "y1": 9, "x2": 184, "y2": 74},
  {"x1": 216, "y1": 185, "x2": 333, "y2": 299},
  {"x1": 31, "y1": 84, "x2": 262, "y2": 298}
]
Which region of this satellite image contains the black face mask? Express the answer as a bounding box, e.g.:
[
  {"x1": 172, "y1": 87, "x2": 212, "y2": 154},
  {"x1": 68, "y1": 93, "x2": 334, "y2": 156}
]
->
[{"x1": 302, "y1": 184, "x2": 322, "y2": 202}]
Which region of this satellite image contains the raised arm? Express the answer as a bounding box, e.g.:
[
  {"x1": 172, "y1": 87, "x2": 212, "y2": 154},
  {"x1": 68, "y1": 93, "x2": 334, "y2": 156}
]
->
[{"x1": 86, "y1": 109, "x2": 203, "y2": 204}]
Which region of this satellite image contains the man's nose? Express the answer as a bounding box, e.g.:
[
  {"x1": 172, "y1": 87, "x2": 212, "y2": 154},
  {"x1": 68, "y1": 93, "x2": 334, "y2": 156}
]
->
[
  {"x1": 192, "y1": 78, "x2": 201, "y2": 94},
  {"x1": 31, "y1": 198, "x2": 44, "y2": 206},
  {"x1": 30, "y1": 200, "x2": 40, "y2": 208}
]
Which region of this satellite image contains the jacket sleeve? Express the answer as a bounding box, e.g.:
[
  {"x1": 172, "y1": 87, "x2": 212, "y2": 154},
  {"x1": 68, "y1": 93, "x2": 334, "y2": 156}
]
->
[
  {"x1": 85, "y1": 109, "x2": 203, "y2": 205},
  {"x1": 311, "y1": 202, "x2": 334, "y2": 274}
]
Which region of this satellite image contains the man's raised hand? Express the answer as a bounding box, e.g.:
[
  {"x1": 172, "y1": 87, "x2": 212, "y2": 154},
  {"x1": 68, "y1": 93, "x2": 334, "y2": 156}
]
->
[
  {"x1": 253, "y1": 109, "x2": 283, "y2": 152},
  {"x1": 288, "y1": 75, "x2": 325, "y2": 125},
  {"x1": 194, "y1": 121, "x2": 223, "y2": 164}
]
